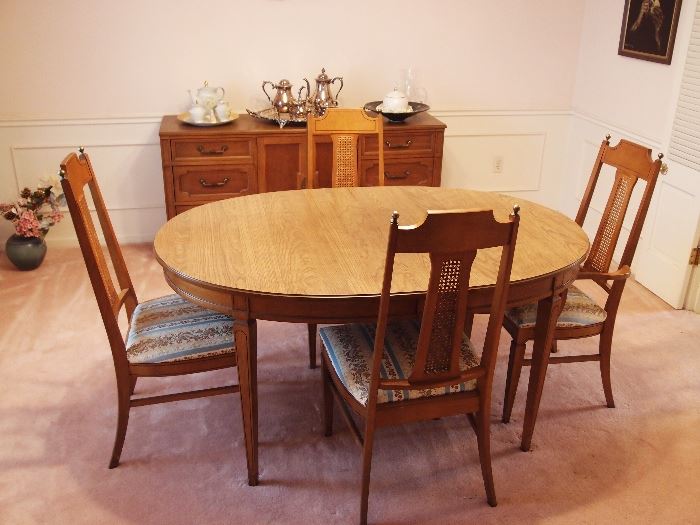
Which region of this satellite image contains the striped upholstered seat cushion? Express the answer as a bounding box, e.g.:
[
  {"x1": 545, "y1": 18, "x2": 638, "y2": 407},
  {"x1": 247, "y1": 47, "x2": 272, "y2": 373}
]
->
[
  {"x1": 319, "y1": 320, "x2": 480, "y2": 406},
  {"x1": 126, "y1": 294, "x2": 235, "y2": 364},
  {"x1": 505, "y1": 285, "x2": 607, "y2": 329}
]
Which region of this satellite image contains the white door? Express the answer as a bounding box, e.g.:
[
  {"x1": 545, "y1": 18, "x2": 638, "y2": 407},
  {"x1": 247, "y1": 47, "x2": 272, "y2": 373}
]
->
[
  {"x1": 632, "y1": 160, "x2": 700, "y2": 308},
  {"x1": 633, "y1": 2, "x2": 700, "y2": 308}
]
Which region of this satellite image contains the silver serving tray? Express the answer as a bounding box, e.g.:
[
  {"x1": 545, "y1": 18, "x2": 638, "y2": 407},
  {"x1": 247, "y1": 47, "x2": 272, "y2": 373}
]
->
[{"x1": 246, "y1": 107, "x2": 307, "y2": 128}]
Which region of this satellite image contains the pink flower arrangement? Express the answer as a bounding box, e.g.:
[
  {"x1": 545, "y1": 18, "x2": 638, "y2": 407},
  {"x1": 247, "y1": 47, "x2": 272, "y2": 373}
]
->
[{"x1": 1, "y1": 177, "x2": 65, "y2": 238}]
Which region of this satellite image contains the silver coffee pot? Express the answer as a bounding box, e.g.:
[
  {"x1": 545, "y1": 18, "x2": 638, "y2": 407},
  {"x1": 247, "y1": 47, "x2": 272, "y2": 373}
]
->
[
  {"x1": 306, "y1": 68, "x2": 343, "y2": 115},
  {"x1": 262, "y1": 78, "x2": 310, "y2": 114}
]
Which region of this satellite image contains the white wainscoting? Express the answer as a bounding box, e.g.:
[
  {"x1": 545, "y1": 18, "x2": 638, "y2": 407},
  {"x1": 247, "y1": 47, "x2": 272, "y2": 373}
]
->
[
  {"x1": 0, "y1": 117, "x2": 165, "y2": 245},
  {"x1": 435, "y1": 110, "x2": 571, "y2": 208},
  {"x1": 1, "y1": 110, "x2": 572, "y2": 248}
]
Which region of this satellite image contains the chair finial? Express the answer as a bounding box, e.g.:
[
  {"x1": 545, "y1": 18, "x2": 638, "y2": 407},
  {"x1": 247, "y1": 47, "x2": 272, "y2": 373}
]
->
[
  {"x1": 391, "y1": 211, "x2": 399, "y2": 224},
  {"x1": 605, "y1": 134, "x2": 611, "y2": 143},
  {"x1": 78, "y1": 146, "x2": 85, "y2": 156},
  {"x1": 59, "y1": 168, "x2": 66, "y2": 180},
  {"x1": 658, "y1": 152, "x2": 664, "y2": 160},
  {"x1": 512, "y1": 204, "x2": 520, "y2": 216}
]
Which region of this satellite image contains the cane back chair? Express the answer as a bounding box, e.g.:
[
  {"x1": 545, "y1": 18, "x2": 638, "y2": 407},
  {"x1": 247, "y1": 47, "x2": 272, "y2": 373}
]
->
[
  {"x1": 320, "y1": 206, "x2": 520, "y2": 525},
  {"x1": 60, "y1": 148, "x2": 241, "y2": 468},
  {"x1": 306, "y1": 108, "x2": 385, "y2": 369},
  {"x1": 502, "y1": 135, "x2": 662, "y2": 423}
]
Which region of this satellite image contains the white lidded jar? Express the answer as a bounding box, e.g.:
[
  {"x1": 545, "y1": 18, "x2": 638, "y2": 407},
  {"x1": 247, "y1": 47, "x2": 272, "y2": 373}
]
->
[{"x1": 381, "y1": 88, "x2": 410, "y2": 113}]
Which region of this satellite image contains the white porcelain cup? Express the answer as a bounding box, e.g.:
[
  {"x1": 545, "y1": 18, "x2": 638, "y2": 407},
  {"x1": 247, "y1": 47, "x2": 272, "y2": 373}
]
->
[
  {"x1": 215, "y1": 101, "x2": 231, "y2": 122},
  {"x1": 189, "y1": 105, "x2": 207, "y2": 122}
]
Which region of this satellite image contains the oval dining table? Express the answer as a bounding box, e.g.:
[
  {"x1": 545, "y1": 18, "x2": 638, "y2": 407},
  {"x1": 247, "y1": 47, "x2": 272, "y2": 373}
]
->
[{"x1": 154, "y1": 186, "x2": 589, "y2": 486}]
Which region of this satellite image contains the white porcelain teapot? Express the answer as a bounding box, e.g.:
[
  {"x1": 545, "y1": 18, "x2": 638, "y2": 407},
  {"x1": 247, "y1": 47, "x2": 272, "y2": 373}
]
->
[{"x1": 189, "y1": 81, "x2": 225, "y2": 110}]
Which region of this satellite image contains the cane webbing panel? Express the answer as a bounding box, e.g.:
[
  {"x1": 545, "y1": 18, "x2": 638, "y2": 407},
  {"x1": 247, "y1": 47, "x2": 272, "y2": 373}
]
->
[
  {"x1": 584, "y1": 171, "x2": 637, "y2": 273},
  {"x1": 425, "y1": 258, "x2": 463, "y2": 375},
  {"x1": 331, "y1": 134, "x2": 359, "y2": 188}
]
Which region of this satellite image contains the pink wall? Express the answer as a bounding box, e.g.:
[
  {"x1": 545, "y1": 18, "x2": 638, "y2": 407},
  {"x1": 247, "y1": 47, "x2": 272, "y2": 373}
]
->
[{"x1": 0, "y1": 0, "x2": 586, "y2": 119}]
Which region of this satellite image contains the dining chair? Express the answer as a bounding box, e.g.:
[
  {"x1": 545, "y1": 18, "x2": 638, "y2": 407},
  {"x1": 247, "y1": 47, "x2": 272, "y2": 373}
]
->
[
  {"x1": 501, "y1": 135, "x2": 663, "y2": 423},
  {"x1": 306, "y1": 108, "x2": 385, "y2": 369},
  {"x1": 60, "y1": 148, "x2": 241, "y2": 469},
  {"x1": 319, "y1": 206, "x2": 520, "y2": 525}
]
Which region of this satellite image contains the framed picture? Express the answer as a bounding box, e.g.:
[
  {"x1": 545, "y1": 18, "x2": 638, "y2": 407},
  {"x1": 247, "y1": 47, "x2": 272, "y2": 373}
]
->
[{"x1": 618, "y1": 0, "x2": 683, "y2": 64}]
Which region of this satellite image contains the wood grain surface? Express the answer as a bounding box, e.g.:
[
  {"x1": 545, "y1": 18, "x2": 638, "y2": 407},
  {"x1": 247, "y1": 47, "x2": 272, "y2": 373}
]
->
[{"x1": 154, "y1": 187, "x2": 589, "y2": 297}]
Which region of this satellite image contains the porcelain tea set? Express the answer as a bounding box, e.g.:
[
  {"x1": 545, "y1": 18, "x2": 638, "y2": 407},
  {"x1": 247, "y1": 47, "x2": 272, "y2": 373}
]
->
[{"x1": 181, "y1": 81, "x2": 235, "y2": 126}]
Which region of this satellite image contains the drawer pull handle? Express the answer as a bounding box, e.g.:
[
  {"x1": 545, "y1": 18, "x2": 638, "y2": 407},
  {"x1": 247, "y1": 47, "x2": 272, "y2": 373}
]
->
[
  {"x1": 197, "y1": 144, "x2": 229, "y2": 155},
  {"x1": 199, "y1": 177, "x2": 230, "y2": 188},
  {"x1": 385, "y1": 139, "x2": 413, "y2": 149},
  {"x1": 385, "y1": 170, "x2": 411, "y2": 180}
]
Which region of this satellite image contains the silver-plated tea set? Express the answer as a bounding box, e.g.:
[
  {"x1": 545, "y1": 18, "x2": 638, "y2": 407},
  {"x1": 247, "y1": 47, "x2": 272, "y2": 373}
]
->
[{"x1": 248, "y1": 67, "x2": 344, "y2": 128}]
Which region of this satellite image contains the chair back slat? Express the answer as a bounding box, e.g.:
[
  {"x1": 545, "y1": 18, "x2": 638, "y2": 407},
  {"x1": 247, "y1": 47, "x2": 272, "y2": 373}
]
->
[
  {"x1": 410, "y1": 251, "x2": 476, "y2": 383},
  {"x1": 60, "y1": 150, "x2": 138, "y2": 365},
  {"x1": 331, "y1": 134, "x2": 360, "y2": 187},
  {"x1": 584, "y1": 170, "x2": 638, "y2": 273},
  {"x1": 307, "y1": 108, "x2": 384, "y2": 188},
  {"x1": 577, "y1": 137, "x2": 662, "y2": 276},
  {"x1": 371, "y1": 208, "x2": 520, "y2": 397}
]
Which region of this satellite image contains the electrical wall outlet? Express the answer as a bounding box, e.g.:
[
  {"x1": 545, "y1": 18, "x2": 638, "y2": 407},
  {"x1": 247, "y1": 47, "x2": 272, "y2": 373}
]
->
[{"x1": 493, "y1": 156, "x2": 504, "y2": 173}]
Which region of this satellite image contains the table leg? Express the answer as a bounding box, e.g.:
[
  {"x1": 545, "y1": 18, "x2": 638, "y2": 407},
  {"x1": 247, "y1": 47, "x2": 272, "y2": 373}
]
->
[
  {"x1": 520, "y1": 291, "x2": 566, "y2": 451},
  {"x1": 234, "y1": 318, "x2": 258, "y2": 486}
]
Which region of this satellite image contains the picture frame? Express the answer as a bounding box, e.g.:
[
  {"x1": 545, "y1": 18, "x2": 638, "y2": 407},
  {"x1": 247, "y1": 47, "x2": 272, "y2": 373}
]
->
[{"x1": 618, "y1": 0, "x2": 683, "y2": 64}]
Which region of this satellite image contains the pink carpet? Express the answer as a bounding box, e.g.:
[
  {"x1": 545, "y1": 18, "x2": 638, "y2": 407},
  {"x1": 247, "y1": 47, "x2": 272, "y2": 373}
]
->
[{"x1": 1, "y1": 244, "x2": 698, "y2": 524}]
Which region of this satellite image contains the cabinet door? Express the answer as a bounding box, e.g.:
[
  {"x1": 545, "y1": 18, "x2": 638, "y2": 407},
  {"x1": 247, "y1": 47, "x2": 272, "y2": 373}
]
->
[{"x1": 257, "y1": 136, "x2": 307, "y2": 192}]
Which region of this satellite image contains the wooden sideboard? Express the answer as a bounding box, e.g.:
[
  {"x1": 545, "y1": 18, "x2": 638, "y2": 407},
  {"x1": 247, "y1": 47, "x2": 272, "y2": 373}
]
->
[{"x1": 159, "y1": 113, "x2": 446, "y2": 218}]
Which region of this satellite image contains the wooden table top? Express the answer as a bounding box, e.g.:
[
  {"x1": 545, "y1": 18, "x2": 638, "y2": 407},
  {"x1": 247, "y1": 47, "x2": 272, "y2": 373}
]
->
[{"x1": 154, "y1": 186, "x2": 589, "y2": 298}]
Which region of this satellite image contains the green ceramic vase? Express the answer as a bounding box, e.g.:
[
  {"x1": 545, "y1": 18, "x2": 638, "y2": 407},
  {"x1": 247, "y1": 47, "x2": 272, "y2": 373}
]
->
[{"x1": 5, "y1": 234, "x2": 47, "y2": 271}]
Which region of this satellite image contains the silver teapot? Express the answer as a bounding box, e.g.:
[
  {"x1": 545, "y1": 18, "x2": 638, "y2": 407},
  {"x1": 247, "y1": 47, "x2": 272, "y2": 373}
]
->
[
  {"x1": 306, "y1": 68, "x2": 343, "y2": 115},
  {"x1": 262, "y1": 78, "x2": 310, "y2": 114}
]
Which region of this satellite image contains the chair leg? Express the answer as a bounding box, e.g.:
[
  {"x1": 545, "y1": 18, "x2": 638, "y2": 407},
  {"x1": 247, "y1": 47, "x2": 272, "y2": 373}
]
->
[
  {"x1": 464, "y1": 312, "x2": 475, "y2": 338},
  {"x1": 475, "y1": 407, "x2": 497, "y2": 507},
  {"x1": 109, "y1": 382, "x2": 131, "y2": 469},
  {"x1": 502, "y1": 339, "x2": 526, "y2": 423},
  {"x1": 599, "y1": 329, "x2": 615, "y2": 408},
  {"x1": 321, "y1": 354, "x2": 334, "y2": 437},
  {"x1": 308, "y1": 323, "x2": 317, "y2": 369},
  {"x1": 359, "y1": 419, "x2": 376, "y2": 525}
]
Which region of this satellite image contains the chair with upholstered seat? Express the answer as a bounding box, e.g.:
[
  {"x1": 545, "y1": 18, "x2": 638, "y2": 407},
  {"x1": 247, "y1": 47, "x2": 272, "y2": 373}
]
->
[
  {"x1": 60, "y1": 148, "x2": 242, "y2": 469},
  {"x1": 320, "y1": 206, "x2": 520, "y2": 525},
  {"x1": 501, "y1": 135, "x2": 663, "y2": 423},
  {"x1": 306, "y1": 108, "x2": 385, "y2": 369}
]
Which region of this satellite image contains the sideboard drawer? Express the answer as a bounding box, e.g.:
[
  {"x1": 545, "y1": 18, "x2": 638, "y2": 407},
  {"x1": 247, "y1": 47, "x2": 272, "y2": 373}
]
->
[
  {"x1": 171, "y1": 139, "x2": 255, "y2": 162},
  {"x1": 173, "y1": 165, "x2": 257, "y2": 202},
  {"x1": 362, "y1": 159, "x2": 434, "y2": 187},
  {"x1": 363, "y1": 131, "x2": 435, "y2": 158}
]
